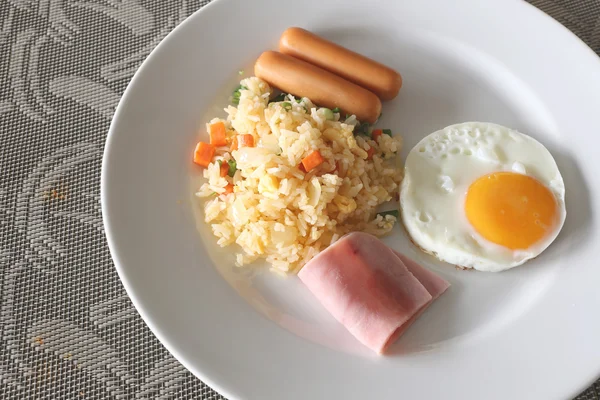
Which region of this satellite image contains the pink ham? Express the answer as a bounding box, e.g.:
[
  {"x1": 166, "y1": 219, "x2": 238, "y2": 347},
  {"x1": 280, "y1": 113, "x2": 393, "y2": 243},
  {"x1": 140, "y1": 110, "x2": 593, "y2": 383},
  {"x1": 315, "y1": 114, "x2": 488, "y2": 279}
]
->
[
  {"x1": 387, "y1": 251, "x2": 451, "y2": 340},
  {"x1": 298, "y1": 232, "x2": 449, "y2": 354},
  {"x1": 394, "y1": 251, "x2": 450, "y2": 301}
]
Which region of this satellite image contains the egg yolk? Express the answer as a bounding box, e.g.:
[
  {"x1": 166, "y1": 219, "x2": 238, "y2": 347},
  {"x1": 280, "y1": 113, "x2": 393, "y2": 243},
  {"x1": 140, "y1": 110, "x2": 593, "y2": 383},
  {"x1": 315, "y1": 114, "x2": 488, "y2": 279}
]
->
[{"x1": 465, "y1": 172, "x2": 558, "y2": 250}]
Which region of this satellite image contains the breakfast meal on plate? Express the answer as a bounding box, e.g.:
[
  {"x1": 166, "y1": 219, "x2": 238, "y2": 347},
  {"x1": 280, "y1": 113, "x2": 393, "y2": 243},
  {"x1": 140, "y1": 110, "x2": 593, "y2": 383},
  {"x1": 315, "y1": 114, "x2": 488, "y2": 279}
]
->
[
  {"x1": 299, "y1": 232, "x2": 449, "y2": 354},
  {"x1": 193, "y1": 28, "x2": 567, "y2": 274},
  {"x1": 191, "y1": 27, "x2": 567, "y2": 353},
  {"x1": 401, "y1": 122, "x2": 566, "y2": 272}
]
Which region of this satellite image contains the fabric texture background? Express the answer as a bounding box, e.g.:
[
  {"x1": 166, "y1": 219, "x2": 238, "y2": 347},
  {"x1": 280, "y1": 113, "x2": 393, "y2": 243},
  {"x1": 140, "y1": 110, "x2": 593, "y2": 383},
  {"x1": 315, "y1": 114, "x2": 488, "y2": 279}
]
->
[{"x1": 0, "y1": 0, "x2": 598, "y2": 398}]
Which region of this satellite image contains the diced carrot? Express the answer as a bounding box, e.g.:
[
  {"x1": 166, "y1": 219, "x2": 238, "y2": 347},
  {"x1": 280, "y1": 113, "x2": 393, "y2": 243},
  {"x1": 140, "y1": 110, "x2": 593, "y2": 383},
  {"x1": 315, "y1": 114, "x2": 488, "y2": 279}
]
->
[
  {"x1": 209, "y1": 122, "x2": 227, "y2": 146},
  {"x1": 193, "y1": 142, "x2": 215, "y2": 167},
  {"x1": 298, "y1": 163, "x2": 307, "y2": 173},
  {"x1": 219, "y1": 161, "x2": 229, "y2": 177},
  {"x1": 224, "y1": 183, "x2": 234, "y2": 194},
  {"x1": 238, "y1": 134, "x2": 255, "y2": 148},
  {"x1": 366, "y1": 146, "x2": 376, "y2": 160},
  {"x1": 301, "y1": 150, "x2": 325, "y2": 172},
  {"x1": 230, "y1": 136, "x2": 238, "y2": 151},
  {"x1": 371, "y1": 129, "x2": 383, "y2": 142}
]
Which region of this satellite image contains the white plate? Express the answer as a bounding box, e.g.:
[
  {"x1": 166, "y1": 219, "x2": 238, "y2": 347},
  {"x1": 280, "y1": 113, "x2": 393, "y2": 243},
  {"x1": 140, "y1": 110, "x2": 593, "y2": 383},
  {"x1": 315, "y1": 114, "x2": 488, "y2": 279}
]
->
[{"x1": 101, "y1": 0, "x2": 600, "y2": 399}]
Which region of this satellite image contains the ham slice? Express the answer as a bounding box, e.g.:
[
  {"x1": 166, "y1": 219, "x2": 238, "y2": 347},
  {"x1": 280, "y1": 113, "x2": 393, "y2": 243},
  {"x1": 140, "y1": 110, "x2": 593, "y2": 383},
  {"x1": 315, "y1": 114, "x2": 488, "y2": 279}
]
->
[
  {"x1": 394, "y1": 251, "x2": 450, "y2": 301},
  {"x1": 385, "y1": 251, "x2": 451, "y2": 341},
  {"x1": 298, "y1": 232, "x2": 449, "y2": 354}
]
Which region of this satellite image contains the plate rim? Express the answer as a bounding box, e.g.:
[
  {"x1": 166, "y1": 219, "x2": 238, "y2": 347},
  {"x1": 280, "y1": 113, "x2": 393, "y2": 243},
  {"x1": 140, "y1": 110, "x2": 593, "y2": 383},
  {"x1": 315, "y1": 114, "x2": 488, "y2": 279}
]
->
[{"x1": 101, "y1": 0, "x2": 239, "y2": 397}]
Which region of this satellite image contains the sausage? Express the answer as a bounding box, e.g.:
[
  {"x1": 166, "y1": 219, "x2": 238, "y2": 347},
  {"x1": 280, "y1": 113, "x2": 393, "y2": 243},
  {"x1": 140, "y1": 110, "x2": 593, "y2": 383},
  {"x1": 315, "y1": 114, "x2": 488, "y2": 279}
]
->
[
  {"x1": 254, "y1": 51, "x2": 382, "y2": 124},
  {"x1": 279, "y1": 27, "x2": 402, "y2": 101}
]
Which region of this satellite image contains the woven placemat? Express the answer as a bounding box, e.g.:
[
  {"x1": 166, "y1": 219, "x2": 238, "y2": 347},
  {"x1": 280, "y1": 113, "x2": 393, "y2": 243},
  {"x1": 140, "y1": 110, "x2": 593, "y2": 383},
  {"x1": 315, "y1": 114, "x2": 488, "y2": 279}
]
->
[{"x1": 0, "y1": 0, "x2": 598, "y2": 398}]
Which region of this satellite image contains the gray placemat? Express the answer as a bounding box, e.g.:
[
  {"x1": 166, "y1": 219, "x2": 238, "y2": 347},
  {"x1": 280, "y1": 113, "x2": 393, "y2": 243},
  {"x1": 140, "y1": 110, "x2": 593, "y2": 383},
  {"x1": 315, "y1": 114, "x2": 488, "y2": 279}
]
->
[{"x1": 0, "y1": 0, "x2": 598, "y2": 398}]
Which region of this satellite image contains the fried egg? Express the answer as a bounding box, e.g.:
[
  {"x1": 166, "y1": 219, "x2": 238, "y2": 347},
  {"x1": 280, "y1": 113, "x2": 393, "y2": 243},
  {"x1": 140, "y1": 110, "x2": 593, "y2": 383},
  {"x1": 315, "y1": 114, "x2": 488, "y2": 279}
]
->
[{"x1": 400, "y1": 122, "x2": 566, "y2": 272}]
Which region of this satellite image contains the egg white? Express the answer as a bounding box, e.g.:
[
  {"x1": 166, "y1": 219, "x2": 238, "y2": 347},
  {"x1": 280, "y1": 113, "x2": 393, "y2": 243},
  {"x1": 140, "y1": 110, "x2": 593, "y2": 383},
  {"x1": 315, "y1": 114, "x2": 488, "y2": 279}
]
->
[{"x1": 400, "y1": 122, "x2": 566, "y2": 272}]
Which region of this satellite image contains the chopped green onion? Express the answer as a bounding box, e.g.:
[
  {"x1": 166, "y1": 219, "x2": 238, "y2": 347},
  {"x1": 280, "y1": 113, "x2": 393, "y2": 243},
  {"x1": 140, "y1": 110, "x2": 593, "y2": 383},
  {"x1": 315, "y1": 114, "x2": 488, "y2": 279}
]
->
[
  {"x1": 377, "y1": 210, "x2": 399, "y2": 219},
  {"x1": 238, "y1": 70, "x2": 244, "y2": 75},
  {"x1": 227, "y1": 159, "x2": 237, "y2": 177},
  {"x1": 282, "y1": 102, "x2": 292, "y2": 110},
  {"x1": 332, "y1": 107, "x2": 341, "y2": 113},
  {"x1": 383, "y1": 129, "x2": 392, "y2": 136},
  {"x1": 322, "y1": 108, "x2": 334, "y2": 120},
  {"x1": 354, "y1": 122, "x2": 371, "y2": 137},
  {"x1": 231, "y1": 85, "x2": 247, "y2": 105},
  {"x1": 295, "y1": 98, "x2": 303, "y2": 103},
  {"x1": 270, "y1": 93, "x2": 287, "y2": 103}
]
